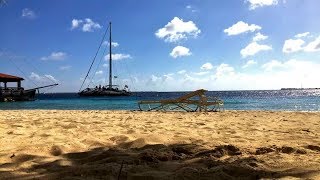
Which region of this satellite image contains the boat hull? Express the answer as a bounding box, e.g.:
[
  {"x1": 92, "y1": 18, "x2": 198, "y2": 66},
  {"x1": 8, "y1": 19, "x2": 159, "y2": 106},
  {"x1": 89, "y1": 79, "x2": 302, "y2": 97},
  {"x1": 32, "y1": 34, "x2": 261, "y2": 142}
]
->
[
  {"x1": 78, "y1": 88, "x2": 131, "y2": 97},
  {"x1": 0, "y1": 89, "x2": 36, "y2": 102}
]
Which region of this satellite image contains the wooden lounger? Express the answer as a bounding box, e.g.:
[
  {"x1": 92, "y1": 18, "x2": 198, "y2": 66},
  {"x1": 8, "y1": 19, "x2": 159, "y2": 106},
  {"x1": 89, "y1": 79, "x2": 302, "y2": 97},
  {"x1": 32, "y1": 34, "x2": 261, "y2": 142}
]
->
[{"x1": 138, "y1": 89, "x2": 224, "y2": 112}]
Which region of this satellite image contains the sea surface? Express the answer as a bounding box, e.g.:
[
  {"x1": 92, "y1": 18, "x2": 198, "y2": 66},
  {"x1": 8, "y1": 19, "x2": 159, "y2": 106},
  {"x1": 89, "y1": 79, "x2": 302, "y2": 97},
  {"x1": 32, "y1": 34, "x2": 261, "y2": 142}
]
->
[{"x1": 1, "y1": 90, "x2": 320, "y2": 111}]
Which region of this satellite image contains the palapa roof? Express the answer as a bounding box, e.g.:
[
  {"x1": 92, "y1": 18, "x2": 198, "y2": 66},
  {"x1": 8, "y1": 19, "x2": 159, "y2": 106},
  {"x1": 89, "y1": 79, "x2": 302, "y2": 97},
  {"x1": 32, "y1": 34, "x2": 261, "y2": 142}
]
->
[{"x1": 0, "y1": 73, "x2": 24, "y2": 82}]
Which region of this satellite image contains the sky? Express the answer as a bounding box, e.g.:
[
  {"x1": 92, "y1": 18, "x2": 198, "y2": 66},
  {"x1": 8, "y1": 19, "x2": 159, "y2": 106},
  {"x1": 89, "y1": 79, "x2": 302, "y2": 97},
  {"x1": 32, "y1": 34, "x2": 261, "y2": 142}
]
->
[{"x1": 1, "y1": 0, "x2": 320, "y2": 92}]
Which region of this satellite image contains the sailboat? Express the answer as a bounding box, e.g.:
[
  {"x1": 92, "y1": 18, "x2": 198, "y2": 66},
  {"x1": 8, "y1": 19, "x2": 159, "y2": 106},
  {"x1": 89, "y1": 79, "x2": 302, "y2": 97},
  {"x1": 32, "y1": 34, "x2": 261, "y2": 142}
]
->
[{"x1": 78, "y1": 22, "x2": 131, "y2": 96}]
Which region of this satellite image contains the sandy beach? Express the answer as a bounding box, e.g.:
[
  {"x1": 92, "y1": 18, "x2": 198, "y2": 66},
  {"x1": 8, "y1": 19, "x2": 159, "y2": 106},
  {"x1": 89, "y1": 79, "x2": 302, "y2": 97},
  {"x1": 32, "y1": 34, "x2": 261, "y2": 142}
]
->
[{"x1": 0, "y1": 110, "x2": 319, "y2": 179}]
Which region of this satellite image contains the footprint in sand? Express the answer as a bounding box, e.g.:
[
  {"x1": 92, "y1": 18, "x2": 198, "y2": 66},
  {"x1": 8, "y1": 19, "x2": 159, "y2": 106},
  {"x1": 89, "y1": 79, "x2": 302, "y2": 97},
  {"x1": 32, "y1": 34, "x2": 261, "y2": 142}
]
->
[
  {"x1": 193, "y1": 144, "x2": 242, "y2": 158},
  {"x1": 39, "y1": 133, "x2": 51, "y2": 138},
  {"x1": 117, "y1": 123, "x2": 130, "y2": 128},
  {"x1": 120, "y1": 138, "x2": 146, "y2": 149},
  {"x1": 127, "y1": 129, "x2": 135, "y2": 134},
  {"x1": 12, "y1": 154, "x2": 37, "y2": 164},
  {"x1": 109, "y1": 135, "x2": 129, "y2": 144},
  {"x1": 255, "y1": 146, "x2": 307, "y2": 155},
  {"x1": 304, "y1": 145, "x2": 320, "y2": 152}
]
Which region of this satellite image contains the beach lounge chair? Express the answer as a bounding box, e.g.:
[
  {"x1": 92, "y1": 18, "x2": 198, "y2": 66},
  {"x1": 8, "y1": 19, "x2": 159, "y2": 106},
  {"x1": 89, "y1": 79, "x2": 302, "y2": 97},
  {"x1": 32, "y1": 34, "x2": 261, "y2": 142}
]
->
[{"x1": 138, "y1": 89, "x2": 224, "y2": 112}]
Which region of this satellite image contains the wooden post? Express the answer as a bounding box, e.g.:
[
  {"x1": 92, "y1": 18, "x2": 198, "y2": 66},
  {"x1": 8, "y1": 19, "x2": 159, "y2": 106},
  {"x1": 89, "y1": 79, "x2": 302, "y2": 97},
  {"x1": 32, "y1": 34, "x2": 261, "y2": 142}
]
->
[
  {"x1": 17, "y1": 80, "x2": 21, "y2": 88},
  {"x1": 4, "y1": 82, "x2": 7, "y2": 89},
  {"x1": 199, "y1": 94, "x2": 207, "y2": 112}
]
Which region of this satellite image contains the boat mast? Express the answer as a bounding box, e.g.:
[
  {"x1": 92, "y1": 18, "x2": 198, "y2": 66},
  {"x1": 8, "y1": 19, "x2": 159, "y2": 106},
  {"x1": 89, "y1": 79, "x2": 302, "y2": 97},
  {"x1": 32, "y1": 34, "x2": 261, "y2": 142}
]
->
[
  {"x1": 109, "y1": 22, "x2": 112, "y2": 88},
  {"x1": 78, "y1": 21, "x2": 109, "y2": 92}
]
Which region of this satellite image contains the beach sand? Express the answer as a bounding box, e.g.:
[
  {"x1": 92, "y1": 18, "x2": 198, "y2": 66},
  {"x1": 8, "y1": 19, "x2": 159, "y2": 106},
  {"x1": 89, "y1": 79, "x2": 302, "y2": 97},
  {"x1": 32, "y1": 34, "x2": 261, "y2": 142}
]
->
[{"x1": 0, "y1": 110, "x2": 319, "y2": 179}]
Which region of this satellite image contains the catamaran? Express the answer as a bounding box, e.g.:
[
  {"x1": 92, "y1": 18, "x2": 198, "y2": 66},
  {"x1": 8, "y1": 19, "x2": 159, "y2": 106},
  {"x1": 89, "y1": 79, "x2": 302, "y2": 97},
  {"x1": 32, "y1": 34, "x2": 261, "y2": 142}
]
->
[{"x1": 78, "y1": 22, "x2": 131, "y2": 96}]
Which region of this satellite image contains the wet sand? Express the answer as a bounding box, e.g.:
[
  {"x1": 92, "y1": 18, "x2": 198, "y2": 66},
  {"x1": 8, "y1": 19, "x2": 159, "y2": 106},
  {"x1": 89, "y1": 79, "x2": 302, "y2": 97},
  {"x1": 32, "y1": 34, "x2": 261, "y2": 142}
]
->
[{"x1": 0, "y1": 110, "x2": 319, "y2": 179}]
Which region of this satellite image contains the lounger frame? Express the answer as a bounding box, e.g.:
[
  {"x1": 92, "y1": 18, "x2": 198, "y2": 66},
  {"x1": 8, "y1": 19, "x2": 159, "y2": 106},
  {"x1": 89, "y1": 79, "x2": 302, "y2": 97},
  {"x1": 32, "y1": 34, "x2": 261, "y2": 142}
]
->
[{"x1": 138, "y1": 89, "x2": 224, "y2": 112}]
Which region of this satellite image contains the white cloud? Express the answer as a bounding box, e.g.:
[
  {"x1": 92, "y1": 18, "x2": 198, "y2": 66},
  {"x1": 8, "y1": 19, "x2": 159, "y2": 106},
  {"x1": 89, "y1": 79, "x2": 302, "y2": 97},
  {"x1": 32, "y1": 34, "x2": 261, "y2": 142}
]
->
[
  {"x1": 193, "y1": 71, "x2": 210, "y2": 76},
  {"x1": 70, "y1": 18, "x2": 101, "y2": 32},
  {"x1": 29, "y1": 72, "x2": 58, "y2": 83},
  {"x1": 170, "y1": 46, "x2": 192, "y2": 58},
  {"x1": 295, "y1": 32, "x2": 310, "y2": 38},
  {"x1": 71, "y1": 19, "x2": 83, "y2": 30},
  {"x1": 261, "y1": 59, "x2": 320, "y2": 76},
  {"x1": 103, "y1": 41, "x2": 119, "y2": 47},
  {"x1": 41, "y1": 52, "x2": 67, "y2": 61},
  {"x1": 215, "y1": 63, "x2": 235, "y2": 78},
  {"x1": 186, "y1": 5, "x2": 197, "y2": 12},
  {"x1": 253, "y1": 32, "x2": 268, "y2": 41},
  {"x1": 102, "y1": 63, "x2": 108, "y2": 68},
  {"x1": 262, "y1": 60, "x2": 284, "y2": 71},
  {"x1": 95, "y1": 70, "x2": 103, "y2": 75},
  {"x1": 242, "y1": 60, "x2": 257, "y2": 68},
  {"x1": 224, "y1": 21, "x2": 261, "y2": 36},
  {"x1": 155, "y1": 17, "x2": 201, "y2": 43},
  {"x1": 44, "y1": 75, "x2": 58, "y2": 83},
  {"x1": 163, "y1": 73, "x2": 174, "y2": 81},
  {"x1": 146, "y1": 73, "x2": 178, "y2": 89},
  {"x1": 146, "y1": 75, "x2": 163, "y2": 86},
  {"x1": 22, "y1": 8, "x2": 36, "y2": 19},
  {"x1": 246, "y1": 0, "x2": 278, "y2": 10},
  {"x1": 82, "y1": 18, "x2": 102, "y2": 32},
  {"x1": 139, "y1": 59, "x2": 320, "y2": 91},
  {"x1": 177, "y1": 70, "x2": 187, "y2": 74},
  {"x1": 112, "y1": 42, "x2": 119, "y2": 47},
  {"x1": 59, "y1": 65, "x2": 71, "y2": 71},
  {"x1": 240, "y1": 42, "x2": 272, "y2": 58},
  {"x1": 304, "y1": 36, "x2": 320, "y2": 52},
  {"x1": 182, "y1": 74, "x2": 199, "y2": 83},
  {"x1": 282, "y1": 39, "x2": 305, "y2": 53},
  {"x1": 104, "y1": 53, "x2": 132, "y2": 61},
  {"x1": 282, "y1": 35, "x2": 320, "y2": 53},
  {"x1": 150, "y1": 75, "x2": 161, "y2": 82},
  {"x1": 201, "y1": 62, "x2": 213, "y2": 70}
]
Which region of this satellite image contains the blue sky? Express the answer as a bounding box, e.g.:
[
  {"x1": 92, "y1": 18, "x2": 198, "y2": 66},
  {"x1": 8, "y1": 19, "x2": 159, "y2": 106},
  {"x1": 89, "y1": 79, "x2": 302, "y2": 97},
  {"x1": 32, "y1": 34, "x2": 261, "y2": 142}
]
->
[{"x1": 1, "y1": 0, "x2": 320, "y2": 92}]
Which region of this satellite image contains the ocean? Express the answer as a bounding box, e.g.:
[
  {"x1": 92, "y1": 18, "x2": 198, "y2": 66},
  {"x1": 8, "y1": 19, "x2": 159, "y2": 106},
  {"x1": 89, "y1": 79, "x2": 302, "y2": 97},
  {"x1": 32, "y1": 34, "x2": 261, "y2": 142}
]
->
[{"x1": 0, "y1": 90, "x2": 320, "y2": 111}]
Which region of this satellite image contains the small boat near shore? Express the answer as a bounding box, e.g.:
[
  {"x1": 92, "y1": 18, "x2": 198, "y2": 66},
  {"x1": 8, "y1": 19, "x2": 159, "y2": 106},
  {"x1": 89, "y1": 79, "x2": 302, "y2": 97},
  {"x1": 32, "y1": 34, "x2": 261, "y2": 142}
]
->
[{"x1": 0, "y1": 73, "x2": 58, "y2": 102}]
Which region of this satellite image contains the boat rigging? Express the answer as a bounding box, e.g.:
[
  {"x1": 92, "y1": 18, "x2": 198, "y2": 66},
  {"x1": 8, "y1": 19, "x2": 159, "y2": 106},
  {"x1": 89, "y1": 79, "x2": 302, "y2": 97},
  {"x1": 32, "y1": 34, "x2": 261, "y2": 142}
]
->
[{"x1": 78, "y1": 22, "x2": 131, "y2": 96}]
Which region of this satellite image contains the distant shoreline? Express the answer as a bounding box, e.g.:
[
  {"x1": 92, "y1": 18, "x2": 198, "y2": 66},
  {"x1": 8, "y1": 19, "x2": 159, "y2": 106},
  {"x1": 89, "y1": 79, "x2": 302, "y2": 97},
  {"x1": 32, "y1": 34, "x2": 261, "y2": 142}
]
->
[{"x1": 280, "y1": 88, "x2": 320, "y2": 90}]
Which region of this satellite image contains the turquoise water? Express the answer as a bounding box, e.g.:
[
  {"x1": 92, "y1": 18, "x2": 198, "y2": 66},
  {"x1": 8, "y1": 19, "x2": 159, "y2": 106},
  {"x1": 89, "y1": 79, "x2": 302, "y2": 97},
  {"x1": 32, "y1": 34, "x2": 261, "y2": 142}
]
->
[{"x1": 0, "y1": 90, "x2": 320, "y2": 111}]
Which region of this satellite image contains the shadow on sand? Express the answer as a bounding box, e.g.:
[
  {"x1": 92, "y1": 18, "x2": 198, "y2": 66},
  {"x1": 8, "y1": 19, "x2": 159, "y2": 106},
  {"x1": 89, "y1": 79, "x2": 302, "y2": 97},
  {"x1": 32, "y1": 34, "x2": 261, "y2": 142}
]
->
[{"x1": 0, "y1": 141, "x2": 319, "y2": 179}]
